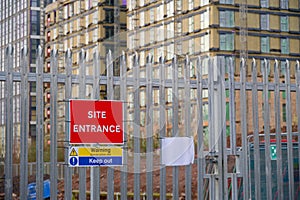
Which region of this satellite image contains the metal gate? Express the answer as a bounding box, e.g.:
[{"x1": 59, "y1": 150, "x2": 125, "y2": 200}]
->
[{"x1": 1, "y1": 44, "x2": 300, "y2": 199}]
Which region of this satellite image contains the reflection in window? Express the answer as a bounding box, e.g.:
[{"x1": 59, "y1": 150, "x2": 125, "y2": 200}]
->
[
  {"x1": 280, "y1": 0, "x2": 288, "y2": 9},
  {"x1": 260, "y1": 14, "x2": 269, "y2": 30},
  {"x1": 281, "y1": 38, "x2": 289, "y2": 54},
  {"x1": 280, "y1": 16, "x2": 289, "y2": 32},
  {"x1": 260, "y1": 0, "x2": 268, "y2": 8},
  {"x1": 220, "y1": 10, "x2": 234, "y2": 27},
  {"x1": 30, "y1": 10, "x2": 40, "y2": 35},
  {"x1": 220, "y1": 33, "x2": 234, "y2": 51},
  {"x1": 261, "y1": 37, "x2": 270, "y2": 53}
]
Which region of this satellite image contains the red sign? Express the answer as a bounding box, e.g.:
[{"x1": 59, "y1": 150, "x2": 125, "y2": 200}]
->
[{"x1": 69, "y1": 100, "x2": 123, "y2": 144}]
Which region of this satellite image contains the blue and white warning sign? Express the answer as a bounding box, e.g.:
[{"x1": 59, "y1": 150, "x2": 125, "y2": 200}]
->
[{"x1": 68, "y1": 146, "x2": 123, "y2": 167}]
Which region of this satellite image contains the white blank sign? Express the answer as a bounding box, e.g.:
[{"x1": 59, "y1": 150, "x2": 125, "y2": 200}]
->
[{"x1": 161, "y1": 137, "x2": 194, "y2": 166}]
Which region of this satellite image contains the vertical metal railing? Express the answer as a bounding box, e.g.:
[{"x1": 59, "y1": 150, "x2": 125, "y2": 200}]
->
[
  {"x1": 251, "y1": 58, "x2": 261, "y2": 200},
  {"x1": 120, "y1": 51, "x2": 128, "y2": 200},
  {"x1": 171, "y1": 55, "x2": 179, "y2": 199},
  {"x1": 106, "y1": 50, "x2": 115, "y2": 200},
  {"x1": 159, "y1": 56, "x2": 167, "y2": 200},
  {"x1": 50, "y1": 49, "x2": 58, "y2": 199},
  {"x1": 133, "y1": 52, "x2": 141, "y2": 200},
  {"x1": 274, "y1": 59, "x2": 283, "y2": 200},
  {"x1": 36, "y1": 46, "x2": 44, "y2": 200},
  {"x1": 4, "y1": 44, "x2": 13, "y2": 200},
  {"x1": 19, "y1": 46, "x2": 29, "y2": 200},
  {"x1": 64, "y1": 49, "x2": 73, "y2": 200},
  {"x1": 146, "y1": 54, "x2": 153, "y2": 199},
  {"x1": 90, "y1": 49, "x2": 101, "y2": 200},
  {"x1": 78, "y1": 49, "x2": 87, "y2": 200}
]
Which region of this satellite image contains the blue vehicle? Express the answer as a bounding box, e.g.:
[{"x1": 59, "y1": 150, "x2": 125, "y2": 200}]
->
[{"x1": 27, "y1": 179, "x2": 50, "y2": 200}]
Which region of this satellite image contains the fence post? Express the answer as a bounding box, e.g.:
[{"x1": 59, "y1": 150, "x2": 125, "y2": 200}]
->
[
  {"x1": 90, "y1": 49, "x2": 100, "y2": 200},
  {"x1": 184, "y1": 55, "x2": 192, "y2": 200},
  {"x1": 50, "y1": 49, "x2": 58, "y2": 199},
  {"x1": 36, "y1": 45, "x2": 45, "y2": 200},
  {"x1": 4, "y1": 44, "x2": 13, "y2": 200},
  {"x1": 106, "y1": 50, "x2": 115, "y2": 200},
  {"x1": 228, "y1": 57, "x2": 236, "y2": 199},
  {"x1": 171, "y1": 55, "x2": 179, "y2": 199},
  {"x1": 64, "y1": 49, "x2": 73, "y2": 200},
  {"x1": 296, "y1": 60, "x2": 300, "y2": 198},
  {"x1": 274, "y1": 59, "x2": 283, "y2": 200},
  {"x1": 133, "y1": 52, "x2": 141, "y2": 200},
  {"x1": 146, "y1": 54, "x2": 153, "y2": 200},
  {"x1": 285, "y1": 60, "x2": 294, "y2": 200},
  {"x1": 120, "y1": 51, "x2": 128, "y2": 200},
  {"x1": 78, "y1": 49, "x2": 87, "y2": 200},
  {"x1": 20, "y1": 47, "x2": 29, "y2": 200},
  {"x1": 196, "y1": 57, "x2": 204, "y2": 200},
  {"x1": 262, "y1": 59, "x2": 272, "y2": 200},
  {"x1": 159, "y1": 55, "x2": 166, "y2": 200}
]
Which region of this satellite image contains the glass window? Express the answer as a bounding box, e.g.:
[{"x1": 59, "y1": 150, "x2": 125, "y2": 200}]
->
[
  {"x1": 105, "y1": 10, "x2": 114, "y2": 23},
  {"x1": 140, "y1": 12, "x2": 144, "y2": 26},
  {"x1": 31, "y1": 0, "x2": 40, "y2": 7},
  {"x1": 105, "y1": 26, "x2": 114, "y2": 38},
  {"x1": 220, "y1": 33, "x2": 234, "y2": 51},
  {"x1": 166, "y1": 1, "x2": 174, "y2": 17},
  {"x1": 280, "y1": 16, "x2": 289, "y2": 32},
  {"x1": 260, "y1": 0, "x2": 268, "y2": 8},
  {"x1": 260, "y1": 14, "x2": 269, "y2": 30},
  {"x1": 219, "y1": 10, "x2": 234, "y2": 27},
  {"x1": 280, "y1": 0, "x2": 288, "y2": 9},
  {"x1": 219, "y1": 0, "x2": 234, "y2": 4},
  {"x1": 30, "y1": 39, "x2": 40, "y2": 63},
  {"x1": 281, "y1": 38, "x2": 289, "y2": 54},
  {"x1": 30, "y1": 10, "x2": 40, "y2": 35},
  {"x1": 188, "y1": 16, "x2": 194, "y2": 33},
  {"x1": 188, "y1": 0, "x2": 193, "y2": 10},
  {"x1": 261, "y1": 37, "x2": 269, "y2": 53}
]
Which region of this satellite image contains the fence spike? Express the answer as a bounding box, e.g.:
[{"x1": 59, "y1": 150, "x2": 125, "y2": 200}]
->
[
  {"x1": 37, "y1": 45, "x2": 43, "y2": 57},
  {"x1": 240, "y1": 57, "x2": 245, "y2": 68},
  {"x1": 274, "y1": 59, "x2": 279, "y2": 74},
  {"x1": 79, "y1": 49, "x2": 86, "y2": 60},
  {"x1": 121, "y1": 50, "x2": 126, "y2": 64},
  {"x1": 5, "y1": 44, "x2": 13, "y2": 55},
  {"x1": 133, "y1": 51, "x2": 139, "y2": 66},
  {"x1": 106, "y1": 50, "x2": 113, "y2": 64},
  {"x1": 252, "y1": 58, "x2": 256, "y2": 66},
  {"x1": 21, "y1": 46, "x2": 28, "y2": 57},
  {"x1": 146, "y1": 53, "x2": 153, "y2": 63},
  {"x1": 172, "y1": 55, "x2": 177, "y2": 65},
  {"x1": 65, "y1": 48, "x2": 72, "y2": 59},
  {"x1": 159, "y1": 55, "x2": 165, "y2": 64},
  {"x1": 185, "y1": 55, "x2": 190, "y2": 67},
  {"x1": 51, "y1": 48, "x2": 58, "y2": 58},
  {"x1": 286, "y1": 59, "x2": 290, "y2": 69}
]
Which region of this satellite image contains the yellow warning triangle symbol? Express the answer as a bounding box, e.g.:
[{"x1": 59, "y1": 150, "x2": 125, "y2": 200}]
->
[{"x1": 70, "y1": 148, "x2": 78, "y2": 156}]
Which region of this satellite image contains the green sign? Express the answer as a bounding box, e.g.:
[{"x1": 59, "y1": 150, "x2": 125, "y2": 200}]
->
[{"x1": 270, "y1": 145, "x2": 277, "y2": 160}]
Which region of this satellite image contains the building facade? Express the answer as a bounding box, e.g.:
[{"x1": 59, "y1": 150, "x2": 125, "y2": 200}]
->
[
  {"x1": 44, "y1": 0, "x2": 127, "y2": 138},
  {"x1": 127, "y1": 0, "x2": 300, "y2": 145},
  {"x1": 0, "y1": 0, "x2": 45, "y2": 157}
]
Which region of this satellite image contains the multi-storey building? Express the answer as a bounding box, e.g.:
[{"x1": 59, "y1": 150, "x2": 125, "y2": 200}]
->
[
  {"x1": 44, "y1": 0, "x2": 127, "y2": 138},
  {"x1": 0, "y1": 0, "x2": 45, "y2": 156},
  {"x1": 127, "y1": 0, "x2": 300, "y2": 145}
]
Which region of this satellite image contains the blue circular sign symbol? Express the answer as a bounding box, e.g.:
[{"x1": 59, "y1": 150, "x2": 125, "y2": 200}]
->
[{"x1": 70, "y1": 157, "x2": 78, "y2": 166}]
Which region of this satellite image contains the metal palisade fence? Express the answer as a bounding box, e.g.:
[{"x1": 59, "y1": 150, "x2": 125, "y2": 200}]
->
[{"x1": 1, "y1": 44, "x2": 300, "y2": 200}]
